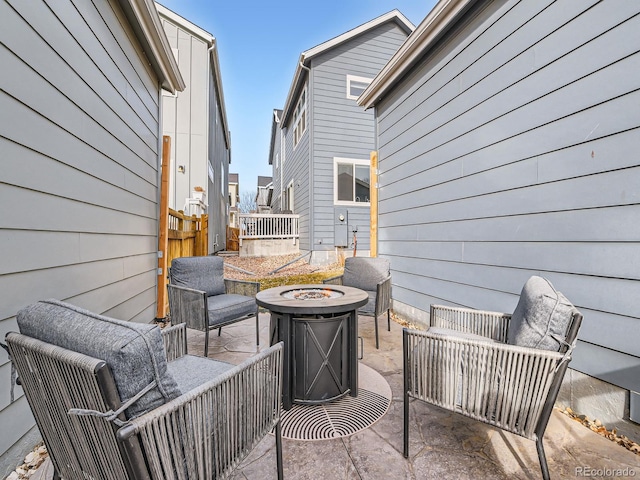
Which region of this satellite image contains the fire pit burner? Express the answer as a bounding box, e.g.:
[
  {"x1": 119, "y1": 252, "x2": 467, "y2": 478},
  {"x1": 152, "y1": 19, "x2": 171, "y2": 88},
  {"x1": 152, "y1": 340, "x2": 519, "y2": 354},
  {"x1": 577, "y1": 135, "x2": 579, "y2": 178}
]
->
[{"x1": 281, "y1": 288, "x2": 344, "y2": 300}]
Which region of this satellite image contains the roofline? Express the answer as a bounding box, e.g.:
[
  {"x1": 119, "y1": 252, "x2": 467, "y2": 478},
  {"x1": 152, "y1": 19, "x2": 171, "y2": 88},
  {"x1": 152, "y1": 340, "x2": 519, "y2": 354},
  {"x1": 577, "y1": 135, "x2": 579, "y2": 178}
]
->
[
  {"x1": 119, "y1": 0, "x2": 185, "y2": 93},
  {"x1": 155, "y1": 3, "x2": 231, "y2": 150},
  {"x1": 358, "y1": 0, "x2": 475, "y2": 109},
  {"x1": 281, "y1": 10, "x2": 415, "y2": 126}
]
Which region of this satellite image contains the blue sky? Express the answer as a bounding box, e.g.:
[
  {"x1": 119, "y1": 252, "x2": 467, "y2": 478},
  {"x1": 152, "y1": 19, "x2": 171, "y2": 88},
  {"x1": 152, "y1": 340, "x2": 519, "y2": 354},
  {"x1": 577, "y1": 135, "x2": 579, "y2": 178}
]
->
[{"x1": 157, "y1": 1, "x2": 438, "y2": 196}]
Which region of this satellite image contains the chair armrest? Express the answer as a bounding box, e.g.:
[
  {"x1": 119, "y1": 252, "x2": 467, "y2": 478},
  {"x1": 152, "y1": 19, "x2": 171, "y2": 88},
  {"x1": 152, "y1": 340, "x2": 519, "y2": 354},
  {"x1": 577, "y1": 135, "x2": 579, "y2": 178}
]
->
[
  {"x1": 224, "y1": 278, "x2": 260, "y2": 296},
  {"x1": 322, "y1": 275, "x2": 343, "y2": 285},
  {"x1": 167, "y1": 284, "x2": 208, "y2": 331},
  {"x1": 430, "y1": 304, "x2": 511, "y2": 342},
  {"x1": 375, "y1": 276, "x2": 392, "y2": 316},
  {"x1": 403, "y1": 328, "x2": 564, "y2": 439},
  {"x1": 118, "y1": 342, "x2": 284, "y2": 479},
  {"x1": 161, "y1": 323, "x2": 188, "y2": 361}
]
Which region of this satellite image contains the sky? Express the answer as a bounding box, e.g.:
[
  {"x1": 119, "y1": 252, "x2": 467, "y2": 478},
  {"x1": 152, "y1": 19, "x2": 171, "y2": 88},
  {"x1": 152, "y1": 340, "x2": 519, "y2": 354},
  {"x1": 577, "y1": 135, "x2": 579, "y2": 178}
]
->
[{"x1": 157, "y1": 0, "x2": 439, "y2": 196}]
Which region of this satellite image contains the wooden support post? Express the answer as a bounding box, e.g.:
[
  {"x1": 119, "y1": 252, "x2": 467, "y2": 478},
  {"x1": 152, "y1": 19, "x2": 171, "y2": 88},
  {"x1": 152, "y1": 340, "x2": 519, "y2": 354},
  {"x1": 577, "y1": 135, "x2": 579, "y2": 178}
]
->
[
  {"x1": 370, "y1": 150, "x2": 378, "y2": 258},
  {"x1": 156, "y1": 136, "x2": 171, "y2": 320}
]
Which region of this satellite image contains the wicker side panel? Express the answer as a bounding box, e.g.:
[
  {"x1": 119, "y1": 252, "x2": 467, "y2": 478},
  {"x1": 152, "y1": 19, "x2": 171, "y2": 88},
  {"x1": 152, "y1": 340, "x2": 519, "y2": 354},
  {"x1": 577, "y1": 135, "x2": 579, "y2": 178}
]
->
[
  {"x1": 405, "y1": 329, "x2": 563, "y2": 440},
  {"x1": 129, "y1": 343, "x2": 283, "y2": 480},
  {"x1": 6, "y1": 333, "x2": 130, "y2": 480}
]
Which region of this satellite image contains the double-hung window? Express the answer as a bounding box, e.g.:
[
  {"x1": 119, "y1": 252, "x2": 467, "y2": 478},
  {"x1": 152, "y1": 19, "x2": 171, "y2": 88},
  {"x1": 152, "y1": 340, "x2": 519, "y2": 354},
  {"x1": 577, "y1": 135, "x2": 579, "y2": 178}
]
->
[
  {"x1": 293, "y1": 87, "x2": 307, "y2": 147},
  {"x1": 334, "y1": 158, "x2": 370, "y2": 205}
]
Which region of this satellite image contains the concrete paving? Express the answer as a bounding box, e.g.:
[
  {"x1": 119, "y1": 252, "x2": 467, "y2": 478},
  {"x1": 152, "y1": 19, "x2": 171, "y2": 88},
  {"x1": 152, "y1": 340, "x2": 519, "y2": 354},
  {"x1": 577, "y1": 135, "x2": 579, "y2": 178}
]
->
[{"x1": 197, "y1": 312, "x2": 640, "y2": 480}]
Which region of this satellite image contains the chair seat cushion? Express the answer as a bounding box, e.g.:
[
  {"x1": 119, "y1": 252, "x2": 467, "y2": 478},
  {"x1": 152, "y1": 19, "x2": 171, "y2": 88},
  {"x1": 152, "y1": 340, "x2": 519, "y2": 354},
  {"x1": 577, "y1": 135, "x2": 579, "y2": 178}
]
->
[
  {"x1": 427, "y1": 327, "x2": 500, "y2": 344},
  {"x1": 507, "y1": 276, "x2": 577, "y2": 352},
  {"x1": 17, "y1": 300, "x2": 181, "y2": 419},
  {"x1": 358, "y1": 291, "x2": 376, "y2": 315},
  {"x1": 167, "y1": 355, "x2": 234, "y2": 393},
  {"x1": 207, "y1": 294, "x2": 256, "y2": 327}
]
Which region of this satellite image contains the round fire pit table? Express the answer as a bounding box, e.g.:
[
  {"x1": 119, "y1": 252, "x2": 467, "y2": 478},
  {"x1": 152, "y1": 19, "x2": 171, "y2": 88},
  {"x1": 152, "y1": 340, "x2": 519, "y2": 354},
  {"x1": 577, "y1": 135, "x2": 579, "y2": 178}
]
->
[{"x1": 256, "y1": 284, "x2": 368, "y2": 410}]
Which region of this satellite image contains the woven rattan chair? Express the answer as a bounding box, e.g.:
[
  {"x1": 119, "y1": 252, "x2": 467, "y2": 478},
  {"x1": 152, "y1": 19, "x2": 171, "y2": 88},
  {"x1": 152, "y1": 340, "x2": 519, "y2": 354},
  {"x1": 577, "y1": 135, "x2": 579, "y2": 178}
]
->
[
  {"x1": 168, "y1": 256, "x2": 260, "y2": 356},
  {"x1": 5, "y1": 300, "x2": 283, "y2": 480},
  {"x1": 324, "y1": 256, "x2": 391, "y2": 349},
  {"x1": 403, "y1": 276, "x2": 582, "y2": 480}
]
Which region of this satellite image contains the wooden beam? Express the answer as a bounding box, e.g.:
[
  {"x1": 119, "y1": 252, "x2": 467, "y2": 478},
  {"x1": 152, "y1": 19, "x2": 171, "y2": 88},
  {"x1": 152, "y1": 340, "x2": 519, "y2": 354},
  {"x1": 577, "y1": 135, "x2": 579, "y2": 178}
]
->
[
  {"x1": 370, "y1": 150, "x2": 378, "y2": 258},
  {"x1": 156, "y1": 136, "x2": 171, "y2": 320}
]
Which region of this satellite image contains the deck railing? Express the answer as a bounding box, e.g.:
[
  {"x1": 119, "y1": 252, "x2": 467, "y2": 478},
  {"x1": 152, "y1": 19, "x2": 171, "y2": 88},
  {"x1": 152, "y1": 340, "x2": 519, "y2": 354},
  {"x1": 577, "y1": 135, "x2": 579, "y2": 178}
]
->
[{"x1": 239, "y1": 213, "x2": 299, "y2": 245}]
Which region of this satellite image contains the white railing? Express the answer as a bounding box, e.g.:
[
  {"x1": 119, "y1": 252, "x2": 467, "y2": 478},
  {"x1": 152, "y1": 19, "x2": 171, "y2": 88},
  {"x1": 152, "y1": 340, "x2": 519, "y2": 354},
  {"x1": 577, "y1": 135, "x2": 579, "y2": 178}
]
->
[{"x1": 239, "y1": 213, "x2": 299, "y2": 245}]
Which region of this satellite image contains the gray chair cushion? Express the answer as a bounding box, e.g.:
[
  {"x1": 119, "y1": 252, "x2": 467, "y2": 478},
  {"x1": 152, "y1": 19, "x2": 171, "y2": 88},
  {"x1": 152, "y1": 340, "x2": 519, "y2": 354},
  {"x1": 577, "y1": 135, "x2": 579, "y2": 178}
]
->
[
  {"x1": 167, "y1": 355, "x2": 234, "y2": 393},
  {"x1": 16, "y1": 299, "x2": 181, "y2": 419},
  {"x1": 507, "y1": 276, "x2": 577, "y2": 352},
  {"x1": 343, "y1": 257, "x2": 390, "y2": 292},
  {"x1": 358, "y1": 291, "x2": 376, "y2": 315},
  {"x1": 171, "y1": 256, "x2": 225, "y2": 297},
  {"x1": 207, "y1": 294, "x2": 256, "y2": 327}
]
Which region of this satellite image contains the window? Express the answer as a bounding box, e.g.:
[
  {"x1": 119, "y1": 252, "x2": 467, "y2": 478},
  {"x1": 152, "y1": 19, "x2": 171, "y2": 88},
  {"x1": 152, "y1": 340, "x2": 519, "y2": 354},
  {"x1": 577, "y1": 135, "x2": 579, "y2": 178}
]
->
[
  {"x1": 346, "y1": 75, "x2": 372, "y2": 100},
  {"x1": 284, "y1": 180, "x2": 294, "y2": 212},
  {"x1": 334, "y1": 158, "x2": 370, "y2": 205},
  {"x1": 293, "y1": 87, "x2": 307, "y2": 147}
]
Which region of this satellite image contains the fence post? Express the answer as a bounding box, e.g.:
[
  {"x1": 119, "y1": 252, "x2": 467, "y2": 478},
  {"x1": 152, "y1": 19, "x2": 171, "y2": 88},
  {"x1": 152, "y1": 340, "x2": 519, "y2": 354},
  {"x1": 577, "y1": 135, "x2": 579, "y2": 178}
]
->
[{"x1": 156, "y1": 136, "x2": 170, "y2": 320}]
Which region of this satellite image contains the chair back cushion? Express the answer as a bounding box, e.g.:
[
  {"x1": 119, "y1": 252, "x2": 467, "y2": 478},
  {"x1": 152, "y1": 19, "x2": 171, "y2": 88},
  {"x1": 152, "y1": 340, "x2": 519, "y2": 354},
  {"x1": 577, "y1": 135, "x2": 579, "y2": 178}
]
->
[
  {"x1": 170, "y1": 256, "x2": 225, "y2": 297},
  {"x1": 17, "y1": 299, "x2": 181, "y2": 419},
  {"x1": 507, "y1": 276, "x2": 578, "y2": 352},
  {"x1": 343, "y1": 257, "x2": 390, "y2": 292}
]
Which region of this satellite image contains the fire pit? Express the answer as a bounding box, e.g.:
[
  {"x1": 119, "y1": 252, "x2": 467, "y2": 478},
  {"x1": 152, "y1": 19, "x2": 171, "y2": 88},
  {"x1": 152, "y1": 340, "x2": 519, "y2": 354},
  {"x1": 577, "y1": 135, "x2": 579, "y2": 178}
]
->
[{"x1": 256, "y1": 284, "x2": 368, "y2": 410}]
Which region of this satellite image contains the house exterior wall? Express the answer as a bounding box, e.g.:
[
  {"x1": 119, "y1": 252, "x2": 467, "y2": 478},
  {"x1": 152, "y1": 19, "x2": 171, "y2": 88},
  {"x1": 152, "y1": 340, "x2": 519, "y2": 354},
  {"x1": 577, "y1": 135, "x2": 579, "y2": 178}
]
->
[
  {"x1": 278, "y1": 21, "x2": 410, "y2": 259},
  {"x1": 373, "y1": 0, "x2": 640, "y2": 436},
  {"x1": 0, "y1": 0, "x2": 167, "y2": 473},
  {"x1": 159, "y1": 11, "x2": 230, "y2": 253}
]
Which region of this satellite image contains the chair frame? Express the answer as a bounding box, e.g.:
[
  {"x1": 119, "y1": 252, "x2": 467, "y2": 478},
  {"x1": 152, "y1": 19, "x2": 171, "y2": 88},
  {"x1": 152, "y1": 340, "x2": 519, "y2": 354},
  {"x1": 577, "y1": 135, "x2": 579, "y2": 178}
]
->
[
  {"x1": 403, "y1": 304, "x2": 582, "y2": 480},
  {"x1": 168, "y1": 277, "x2": 260, "y2": 356},
  {"x1": 6, "y1": 323, "x2": 283, "y2": 480},
  {"x1": 323, "y1": 272, "x2": 391, "y2": 349}
]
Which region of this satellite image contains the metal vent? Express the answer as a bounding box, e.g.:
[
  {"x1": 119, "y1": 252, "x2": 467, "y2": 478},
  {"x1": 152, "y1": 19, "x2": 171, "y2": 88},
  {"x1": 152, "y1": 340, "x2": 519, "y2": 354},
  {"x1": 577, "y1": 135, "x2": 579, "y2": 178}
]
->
[{"x1": 279, "y1": 388, "x2": 391, "y2": 440}]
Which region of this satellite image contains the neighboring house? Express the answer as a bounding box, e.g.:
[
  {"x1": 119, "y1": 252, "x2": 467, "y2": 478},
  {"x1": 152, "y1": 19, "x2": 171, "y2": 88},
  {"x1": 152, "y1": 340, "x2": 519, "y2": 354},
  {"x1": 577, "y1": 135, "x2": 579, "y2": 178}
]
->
[
  {"x1": 156, "y1": 3, "x2": 231, "y2": 254},
  {"x1": 268, "y1": 11, "x2": 414, "y2": 264},
  {"x1": 359, "y1": 0, "x2": 640, "y2": 440},
  {"x1": 229, "y1": 173, "x2": 240, "y2": 228},
  {"x1": 256, "y1": 175, "x2": 273, "y2": 213},
  {"x1": 0, "y1": 0, "x2": 183, "y2": 474}
]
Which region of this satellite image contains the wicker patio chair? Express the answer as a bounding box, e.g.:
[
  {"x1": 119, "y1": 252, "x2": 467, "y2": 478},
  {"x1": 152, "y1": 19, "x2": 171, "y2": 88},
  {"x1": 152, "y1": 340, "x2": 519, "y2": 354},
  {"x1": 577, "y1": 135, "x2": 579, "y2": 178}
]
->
[
  {"x1": 323, "y1": 256, "x2": 392, "y2": 349},
  {"x1": 403, "y1": 276, "x2": 582, "y2": 480},
  {"x1": 168, "y1": 256, "x2": 260, "y2": 356},
  {"x1": 5, "y1": 299, "x2": 283, "y2": 480}
]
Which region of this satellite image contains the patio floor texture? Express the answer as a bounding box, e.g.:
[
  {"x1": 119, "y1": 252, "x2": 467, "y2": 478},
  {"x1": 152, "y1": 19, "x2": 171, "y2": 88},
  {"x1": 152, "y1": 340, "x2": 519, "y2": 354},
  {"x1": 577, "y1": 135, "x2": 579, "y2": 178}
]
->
[{"x1": 31, "y1": 312, "x2": 640, "y2": 480}]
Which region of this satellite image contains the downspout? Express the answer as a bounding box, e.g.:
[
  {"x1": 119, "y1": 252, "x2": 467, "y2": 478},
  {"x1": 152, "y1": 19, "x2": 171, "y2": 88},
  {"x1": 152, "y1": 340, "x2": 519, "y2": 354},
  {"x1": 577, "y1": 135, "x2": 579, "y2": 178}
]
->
[{"x1": 299, "y1": 61, "x2": 313, "y2": 256}]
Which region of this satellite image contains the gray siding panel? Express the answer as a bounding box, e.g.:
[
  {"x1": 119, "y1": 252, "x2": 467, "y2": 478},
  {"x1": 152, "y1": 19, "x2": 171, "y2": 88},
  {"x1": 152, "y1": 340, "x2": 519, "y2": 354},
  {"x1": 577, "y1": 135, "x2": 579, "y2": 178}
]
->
[
  {"x1": 310, "y1": 22, "x2": 409, "y2": 251},
  {"x1": 0, "y1": 0, "x2": 163, "y2": 469},
  {"x1": 375, "y1": 0, "x2": 640, "y2": 392}
]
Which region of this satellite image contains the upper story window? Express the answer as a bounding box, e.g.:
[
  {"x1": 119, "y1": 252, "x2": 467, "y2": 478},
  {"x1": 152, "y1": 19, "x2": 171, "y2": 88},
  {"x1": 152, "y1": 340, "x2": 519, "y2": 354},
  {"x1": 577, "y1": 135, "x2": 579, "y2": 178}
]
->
[
  {"x1": 334, "y1": 157, "x2": 370, "y2": 205},
  {"x1": 346, "y1": 75, "x2": 372, "y2": 100},
  {"x1": 293, "y1": 87, "x2": 307, "y2": 148}
]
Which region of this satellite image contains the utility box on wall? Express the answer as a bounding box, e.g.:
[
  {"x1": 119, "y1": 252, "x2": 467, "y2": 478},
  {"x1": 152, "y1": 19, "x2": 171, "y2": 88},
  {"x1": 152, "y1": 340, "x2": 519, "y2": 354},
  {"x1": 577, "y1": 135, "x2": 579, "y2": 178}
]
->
[{"x1": 334, "y1": 209, "x2": 348, "y2": 247}]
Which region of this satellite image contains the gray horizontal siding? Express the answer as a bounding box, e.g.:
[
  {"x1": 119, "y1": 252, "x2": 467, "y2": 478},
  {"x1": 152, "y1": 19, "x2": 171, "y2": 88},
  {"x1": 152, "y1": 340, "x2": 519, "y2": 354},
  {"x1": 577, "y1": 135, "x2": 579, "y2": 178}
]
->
[
  {"x1": 309, "y1": 21, "x2": 409, "y2": 250},
  {"x1": 0, "y1": 0, "x2": 163, "y2": 471},
  {"x1": 375, "y1": 0, "x2": 640, "y2": 391}
]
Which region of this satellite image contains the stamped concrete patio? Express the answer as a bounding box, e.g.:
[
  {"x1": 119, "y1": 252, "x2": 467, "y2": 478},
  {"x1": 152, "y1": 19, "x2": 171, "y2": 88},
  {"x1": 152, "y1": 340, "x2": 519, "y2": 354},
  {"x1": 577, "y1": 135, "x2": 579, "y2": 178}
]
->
[{"x1": 184, "y1": 312, "x2": 639, "y2": 480}]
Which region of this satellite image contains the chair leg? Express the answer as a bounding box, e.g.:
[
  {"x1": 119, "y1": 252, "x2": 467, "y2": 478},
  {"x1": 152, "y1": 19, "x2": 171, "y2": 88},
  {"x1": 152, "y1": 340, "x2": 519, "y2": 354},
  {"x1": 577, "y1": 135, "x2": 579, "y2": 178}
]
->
[
  {"x1": 204, "y1": 329, "x2": 210, "y2": 357},
  {"x1": 387, "y1": 309, "x2": 391, "y2": 331},
  {"x1": 255, "y1": 310, "x2": 260, "y2": 346},
  {"x1": 536, "y1": 437, "x2": 550, "y2": 480},
  {"x1": 374, "y1": 315, "x2": 380, "y2": 349},
  {"x1": 217, "y1": 327, "x2": 222, "y2": 337},
  {"x1": 275, "y1": 421, "x2": 284, "y2": 480},
  {"x1": 403, "y1": 383, "x2": 410, "y2": 458}
]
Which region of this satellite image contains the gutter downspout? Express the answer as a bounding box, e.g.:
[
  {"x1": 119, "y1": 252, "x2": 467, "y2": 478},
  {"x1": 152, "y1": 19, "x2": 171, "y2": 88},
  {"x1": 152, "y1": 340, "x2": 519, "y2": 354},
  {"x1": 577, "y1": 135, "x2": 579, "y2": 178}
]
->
[{"x1": 299, "y1": 61, "x2": 313, "y2": 257}]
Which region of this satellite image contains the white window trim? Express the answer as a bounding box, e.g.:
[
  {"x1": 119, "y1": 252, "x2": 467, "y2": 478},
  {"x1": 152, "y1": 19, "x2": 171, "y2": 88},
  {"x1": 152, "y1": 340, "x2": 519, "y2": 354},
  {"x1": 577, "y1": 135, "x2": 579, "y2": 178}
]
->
[
  {"x1": 346, "y1": 75, "x2": 373, "y2": 100},
  {"x1": 292, "y1": 86, "x2": 307, "y2": 148},
  {"x1": 286, "y1": 180, "x2": 295, "y2": 212},
  {"x1": 333, "y1": 157, "x2": 371, "y2": 206}
]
